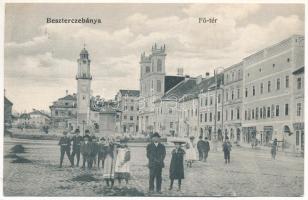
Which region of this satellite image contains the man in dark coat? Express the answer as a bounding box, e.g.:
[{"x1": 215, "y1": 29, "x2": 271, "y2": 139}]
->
[
  {"x1": 58, "y1": 131, "x2": 73, "y2": 168},
  {"x1": 169, "y1": 141, "x2": 185, "y2": 191},
  {"x1": 197, "y1": 136, "x2": 206, "y2": 161},
  {"x1": 70, "y1": 129, "x2": 83, "y2": 167},
  {"x1": 146, "y1": 132, "x2": 166, "y2": 193},
  {"x1": 80, "y1": 135, "x2": 92, "y2": 169},
  {"x1": 203, "y1": 137, "x2": 210, "y2": 162},
  {"x1": 222, "y1": 136, "x2": 232, "y2": 164}
]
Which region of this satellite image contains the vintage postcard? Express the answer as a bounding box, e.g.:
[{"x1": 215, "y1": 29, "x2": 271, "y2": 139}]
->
[{"x1": 2, "y1": 2, "x2": 306, "y2": 198}]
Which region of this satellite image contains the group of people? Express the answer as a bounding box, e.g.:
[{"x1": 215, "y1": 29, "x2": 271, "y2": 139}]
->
[
  {"x1": 58, "y1": 129, "x2": 131, "y2": 188},
  {"x1": 58, "y1": 129, "x2": 234, "y2": 192}
]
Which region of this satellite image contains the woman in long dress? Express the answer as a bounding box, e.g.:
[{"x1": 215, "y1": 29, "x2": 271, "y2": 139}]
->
[
  {"x1": 114, "y1": 141, "x2": 131, "y2": 185},
  {"x1": 185, "y1": 136, "x2": 197, "y2": 168},
  {"x1": 103, "y1": 138, "x2": 117, "y2": 188}
]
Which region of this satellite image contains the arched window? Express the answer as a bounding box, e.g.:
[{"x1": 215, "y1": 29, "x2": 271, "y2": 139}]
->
[{"x1": 157, "y1": 59, "x2": 162, "y2": 72}]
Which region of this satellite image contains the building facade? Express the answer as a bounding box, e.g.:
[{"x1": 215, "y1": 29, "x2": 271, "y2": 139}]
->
[
  {"x1": 115, "y1": 90, "x2": 140, "y2": 136},
  {"x1": 242, "y1": 35, "x2": 304, "y2": 148},
  {"x1": 223, "y1": 62, "x2": 243, "y2": 143},
  {"x1": 49, "y1": 93, "x2": 77, "y2": 130},
  {"x1": 4, "y1": 96, "x2": 13, "y2": 128}
]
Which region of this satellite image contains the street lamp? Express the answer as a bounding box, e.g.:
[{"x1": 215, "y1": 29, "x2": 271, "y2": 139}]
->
[{"x1": 214, "y1": 67, "x2": 224, "y2": 142}]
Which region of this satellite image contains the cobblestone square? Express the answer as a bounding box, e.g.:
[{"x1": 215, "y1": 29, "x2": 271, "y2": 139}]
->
[{"x1": 3, "y1": 138, "x2": 304, "y2": 197}]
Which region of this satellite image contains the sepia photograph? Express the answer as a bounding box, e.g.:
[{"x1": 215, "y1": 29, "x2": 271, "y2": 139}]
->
[{"x1": 2, "y1": 2, "x2": 306, "y2": 198}]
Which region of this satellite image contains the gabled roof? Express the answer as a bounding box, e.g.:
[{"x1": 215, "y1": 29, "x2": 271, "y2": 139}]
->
[
  {"x1": 119, "y1": 90, "x2": 140, "y2": 97},
  {"x1": 29, "y1": 110, "x2": 51, "y2": 118},
  {"x1": 293, "y1": 66, "x2": 304, "y2": 75},
  {"x1": 59, "y1": 95, "x2": 77, "y2": 101}
]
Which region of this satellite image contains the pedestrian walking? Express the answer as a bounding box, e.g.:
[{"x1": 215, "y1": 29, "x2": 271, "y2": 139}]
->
[
  {"x1": 97, "y1": 137, "x2": 107, "y2": 168},
  {"x1": 185, "y1": 136, "x2": 197, "y2": 167},
  {"x1": 222, "y1": 137, "x2": 232, "y2": 164},
  {"x1": 114, "y1": 139, "x2": 131, "y2": 185},
  {"x1": 197, "y1": 136, "x2": 206, "y2": 161},
  {"x1": 271, "y1": 138, "x2": 278, "y2": 159},
  {"x1": 58, "y1": 131, "x2": 73, "y2": 168},
  {"x1": 90, "y1": 137, "x2": 99, "y2": 168},
  {"x1": 146, "y1": 132, "x2": 166, "y2": 193},
  {"x1": 103, "y1": 137, "x2": 117, "y2": 188},
  {"x1": 80, "y1": 135, "x2": 92, "y2": 169},
  {"x1": 71, "y1": 129, "x2": 83, "y2": 167},
  {"x1": 169, "y1": 141, "x2": 185, "y2": 191},
  {"x1": 203, "y1": 137, "x2": 210, "y2": 162}
]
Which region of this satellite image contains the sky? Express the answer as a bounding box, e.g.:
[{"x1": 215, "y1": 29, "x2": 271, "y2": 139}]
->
[{"x1": 4, "y1": 3, "x2": 305, "y2": 113}]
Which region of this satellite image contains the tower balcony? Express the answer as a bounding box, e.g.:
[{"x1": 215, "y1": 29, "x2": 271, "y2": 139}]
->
[{"x1": 76, "y1": 75, "x2": 92, "y2": 80}]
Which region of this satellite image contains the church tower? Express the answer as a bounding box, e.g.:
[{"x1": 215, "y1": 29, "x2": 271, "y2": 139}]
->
[
  {"x1": 139, "y1": 43, "x2": 166, "y2": 133},
  {"x1": 76, "y1": 47, "x2": 92, "y2": 133}
]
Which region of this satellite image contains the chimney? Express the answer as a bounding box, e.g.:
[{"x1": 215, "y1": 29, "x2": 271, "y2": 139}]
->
[
  {"x1": 177, "y1": 68, "x2": 184, "y2": 76},
  {"x1": 65, "y1": 90, "x2": 68, "y2": 96}
]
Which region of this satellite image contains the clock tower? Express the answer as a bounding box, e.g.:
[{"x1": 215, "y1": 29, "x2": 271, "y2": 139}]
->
[{"x1": 76, "y1": 47, "x2": 92, "y2": 133}]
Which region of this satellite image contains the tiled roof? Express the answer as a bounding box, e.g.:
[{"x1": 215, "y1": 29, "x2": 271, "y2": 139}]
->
[
  {"x1": 119, "y1": 90, "x2": 140, "y2": 97},
  {"x1": 293, "y1": 66, "x2": 304, "y2": 75},
  {"x1": 161, "y1": 74, "x2": 223, "y2": 103},
  {"x1": 164, "y1": 76, "x2": 185, "y2": 93}
]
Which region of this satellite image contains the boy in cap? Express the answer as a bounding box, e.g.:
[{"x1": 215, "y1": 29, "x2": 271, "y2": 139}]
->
[
  {"x1": 90, "y1": 137, "x2": 99, "y2": 168},
  {"x1": 71, "y1": 129, "x2": 83, "y2": 167},
  {"x1": 58, "y1": 131, "x2": 73, "y2": 168},
  {"x1": 80, "y1": 135, "x2": 92, "y2": 169},
  {"x1": 98, "y1": 137, "x2": 107, "y2": 168}
]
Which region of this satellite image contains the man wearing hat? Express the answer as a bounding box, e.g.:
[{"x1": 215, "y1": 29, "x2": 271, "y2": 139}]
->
[
  {"x1": 70, "y1": 129, "x2": 83, "y2": 167},
  {"x1": 146, "y1": 132, "x2": 166, "y2": 193},
  {"x1": 58, "y1": 131, "x2": 73, "y2": 168},
  {"x1": 80, "y1": 135, "x2": 92, "y2": 169}
]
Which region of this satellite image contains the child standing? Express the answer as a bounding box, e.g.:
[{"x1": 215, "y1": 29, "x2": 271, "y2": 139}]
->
[
  {"x1": 169, "y1": 141, "x2": 185, "y2": 191},
  {"x1": 103, "y1": 137, "x2": 117, "y2": 188},
  {"x1": 185, "y1": 136, "x2": 197, "y2": 168},
  {"x1": 114, "y1": 139, "x2": 131, "y2": 185}
]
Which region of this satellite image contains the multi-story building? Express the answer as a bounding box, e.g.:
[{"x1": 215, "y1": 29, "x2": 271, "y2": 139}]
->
[
  {"x1": 199, "y1": 74, "x2": 223, "y2": 141},
  {"x1": 138, "y1": 44, "x2": 184, "y2": 134},
  {"x1": 242, "y1": 35, "x2": 304, "y2": 147},
  {"x1": 291, "y1": 66, "x2": 304, "y2": 152},
  {"x1": 115, "y1": 89, "x2": 140, "y2": 135},
  {"x1": 155, "y1": 76, "x2": 197, "y2": 137},
  {"x1": 49, "y1": 93, "x2": 77, "y2": 130},
  {"x1": 223, "y1": 62, "x2": 243, "y2": 143}
]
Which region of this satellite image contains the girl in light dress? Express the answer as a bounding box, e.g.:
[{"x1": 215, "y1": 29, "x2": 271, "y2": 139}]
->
[
  {"x1": 185, "y1": 136, "x2": 197, "y2": 168},
  {"x1": 114, "y1": 139, "x2": 131, "y2": 185},
  {"x1": 102, "y1": 137, "x2": 117, "y2": 188}
]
